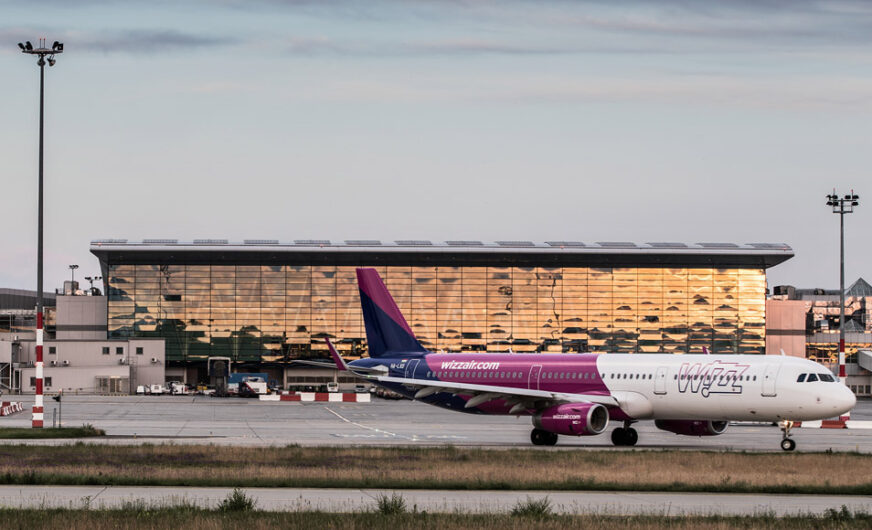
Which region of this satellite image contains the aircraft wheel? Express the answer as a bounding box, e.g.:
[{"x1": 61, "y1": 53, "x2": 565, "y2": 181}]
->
[
  {"x1": 780, "y1": 438, "x2": 796, "y2": 452},
  {"x1": 625, "y1": 428, "x2": 639, "y2": 446},
  {"x1": 544, "y1": 431, "x2": 558, "y2": 446},
  {"x1": 611, "y1": 428, "x2": 627, "y2": 446},
  {"x1": 531, "y1": 428, "x2": 548, "y2": 446}
]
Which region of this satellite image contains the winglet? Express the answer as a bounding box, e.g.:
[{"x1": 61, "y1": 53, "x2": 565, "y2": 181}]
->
[
  {"x1": 702, "y1": 346, "x2": 711, "y2": 355},
  {"x1": 325, "y1": 338, "x2": 348, "y2": 371}
]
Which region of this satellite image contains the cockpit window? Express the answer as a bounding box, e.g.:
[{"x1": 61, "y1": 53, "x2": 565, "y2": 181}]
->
[
  {"x1": 797, "y1": 373, "x2": 807, "y2": 383},
  {"x1": 806, "y1": 373, "x2": 819, "y2": 382},
  {"x1": 819, "y1": 373, "x2": 835, "y2": 382}
]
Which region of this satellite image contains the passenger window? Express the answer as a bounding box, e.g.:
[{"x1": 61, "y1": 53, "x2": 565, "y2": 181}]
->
[
  {"x1": 807, "y1": 374, "x2": 818, "y2": 382},
  {"x1": 797, "y1": 374, "x2": 806, "y2": 383},
  {"x1": 753, "y1": 375, "x2": 757, "y2": 381}
]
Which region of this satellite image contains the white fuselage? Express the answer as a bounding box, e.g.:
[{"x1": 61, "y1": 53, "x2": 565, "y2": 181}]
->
[{"x1": 597, "y1": 354, "x2": 855, "y2": 422}]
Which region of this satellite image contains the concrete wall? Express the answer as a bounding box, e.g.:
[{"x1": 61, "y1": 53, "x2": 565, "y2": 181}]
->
[
  {"x1": 766, "y1": 299, "x2": 808, "y2": 357},
  {"x1": 283, "y1": 366, "x2": 366, "y2": 391},
  {"x1": 0, "y1": 341, "x2": 10, "y2": 364},
  {"x1": 56, "y1": 295, "x2": 107, "y2": 340}
]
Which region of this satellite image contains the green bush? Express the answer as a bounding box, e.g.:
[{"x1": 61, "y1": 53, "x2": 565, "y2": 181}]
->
[
  {"x1": 218, "y1": 488, "x2": 256, "y2": 513},
  {"x1": 374, "y1": 492, "x2": 407, "y2": 515},
  {"x1": 510, "y1": 496, "x2": 552, "y2": 518}
]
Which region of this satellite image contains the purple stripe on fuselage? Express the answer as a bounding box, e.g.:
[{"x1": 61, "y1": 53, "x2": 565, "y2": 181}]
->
[
  {"x1": 356, "y1": 268, "x2": 416, "y2": 338},
  {"x1": 422, "y1": 353, "x2": 610, "y2": 396}
]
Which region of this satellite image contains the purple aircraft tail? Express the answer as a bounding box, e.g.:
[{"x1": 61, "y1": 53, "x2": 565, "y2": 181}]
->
[{"x1": 356, "y1": 268, "x2": 427, "y2": 358}]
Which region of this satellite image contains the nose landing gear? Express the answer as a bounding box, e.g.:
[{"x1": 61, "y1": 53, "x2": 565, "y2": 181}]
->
[
  {"x1": 779, "y1": 420, "x2": 796, "y2": 451},
  {"x1": 611, "y1": 421, "x2": 639, "y2": 446}
]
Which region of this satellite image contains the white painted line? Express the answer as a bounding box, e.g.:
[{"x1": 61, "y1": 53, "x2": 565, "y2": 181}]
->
[{"x1": 325, "y1": 407, "x2": 416, "y2": 441}]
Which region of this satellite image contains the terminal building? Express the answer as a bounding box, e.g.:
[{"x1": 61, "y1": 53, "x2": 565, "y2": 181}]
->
[
  {"x1": 768, "y1": 278, "x2": 872, "y2": 396},
  {"x1": 90, "y1": 239, "x2": 792, "y2": 388}
]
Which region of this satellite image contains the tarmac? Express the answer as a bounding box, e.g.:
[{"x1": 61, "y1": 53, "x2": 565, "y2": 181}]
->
[
  {"x1": 0, "y1": 485, "x2": 869, "y2": 516},
  {"x1": 1, "y1": 394, "x2": 870, "y2": 452}
]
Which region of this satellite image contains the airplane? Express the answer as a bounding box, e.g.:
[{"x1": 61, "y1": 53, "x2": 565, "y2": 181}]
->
[{"x1": 326, "y1": 268, "x2": 856, "y2": 451}]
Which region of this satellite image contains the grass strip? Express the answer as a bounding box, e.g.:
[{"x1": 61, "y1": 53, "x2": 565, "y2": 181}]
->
[
  {"x1": 0, "y1": 425, "x2": 105, "y2": 439},
  {"x1": 1, "y1": 507, "x2": 871, "y2": 530},
  {"x1": 0, "y1": 444, "x2": 870, "y2": 495}
]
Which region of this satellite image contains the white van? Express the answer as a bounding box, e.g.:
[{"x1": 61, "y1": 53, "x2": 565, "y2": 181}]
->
[{"x1": 326, "y1": 382, "x2": 339, "y2": 393}]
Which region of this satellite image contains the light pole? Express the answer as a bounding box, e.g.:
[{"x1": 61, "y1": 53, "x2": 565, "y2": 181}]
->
[
  {"x1": 84, "y1": 276, "x2": 103, "y2": 293},
  {"x1": 69, "y1": 264, "x2": 79, "y2": 283},
  {"x1": 826, "y1": 189, "x2": 859, "y2": 415},
  {"x1": 19, "y1": 38, "x2": 63, "y2": 428}
]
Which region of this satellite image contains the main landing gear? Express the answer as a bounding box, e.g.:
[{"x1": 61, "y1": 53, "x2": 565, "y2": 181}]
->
[
  {"x1": 531, "y1": 428, "x2": 558, "y2": 446},
  {"x1": 611, "y1": 422, "x2": 638, "y2": 447},
  {"x1": 779, "y1": 420, "x2": 796, "y2": 451}
]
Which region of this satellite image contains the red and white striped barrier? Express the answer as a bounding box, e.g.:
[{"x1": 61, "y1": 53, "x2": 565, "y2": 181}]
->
[
  {"x1": 260, "y1": 392, "x2": 370, "y2": 403},
  {"x1": 0, "y1": 402, "x2": 24, "y2": 417},
  {"x1": 794, "y1": 420, "x2": 872, "y2": 429}
]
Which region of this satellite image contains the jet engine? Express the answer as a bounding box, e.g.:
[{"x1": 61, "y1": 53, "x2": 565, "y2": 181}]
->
[
  {"x1": 654, "y1": 419, "x2": 729, "y2": 436},
  {"x1": 532, "y1": 402, "x2": 609, "y2": 436}
]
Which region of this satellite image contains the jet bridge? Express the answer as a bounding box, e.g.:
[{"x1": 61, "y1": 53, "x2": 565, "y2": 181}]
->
[{"x1": 858, "y1": 350, "x2": 872, "y2": 373}]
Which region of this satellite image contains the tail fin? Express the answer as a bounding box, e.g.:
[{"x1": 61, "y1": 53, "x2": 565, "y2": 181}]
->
[{"x1": 356, "y1": 268, "x2": 427, "y2": 358}]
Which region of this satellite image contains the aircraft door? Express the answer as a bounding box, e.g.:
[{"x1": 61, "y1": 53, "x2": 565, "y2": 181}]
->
[
  {"x1": 404, "y1": 359, "x2": 420, "y2": 379},
  {"x1": 654, "y1": 366, "x2": 668, "y2": 395},
  {"x1": 528, "y1": 365, "x2": 542, "y2": 390},
  {"x1": 761, "y1": 362, "x2": 780, "y2": 397}
]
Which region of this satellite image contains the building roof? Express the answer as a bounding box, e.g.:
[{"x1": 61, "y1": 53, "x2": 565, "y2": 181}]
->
[
  {"x1": 0, "y1": 288, "x2": 57, "y2": 310},
  {"x1": 90, "y1": 239, "x2": 793, "y2": 269},
  {"x1": 847, "y1": 277, "x2": 872, "y2": 297}
]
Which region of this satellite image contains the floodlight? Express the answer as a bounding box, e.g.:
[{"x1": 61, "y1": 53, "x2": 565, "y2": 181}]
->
[
  {"x1": 25, "y1": 41, "x2": 32, "y2": 51},
  {"x1": 18, "y1": 42, "x2": 25, "y2": 50}
]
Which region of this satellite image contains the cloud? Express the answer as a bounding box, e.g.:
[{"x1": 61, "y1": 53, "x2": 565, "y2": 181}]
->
[
  {"x1": 281, "y1": 36, "x2": 578, "y2": 57},
  {"x1": 75, "y1": 29, "x2": 236, "y2": 54},
  {"x1": 0, "y1": 28, "x2": 235, "y2": 55},
  {"x1": 546, "y1": 1, "x2": 872, "y2": 49}
]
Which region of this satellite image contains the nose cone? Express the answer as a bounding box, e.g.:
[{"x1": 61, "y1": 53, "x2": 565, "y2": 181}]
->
[{"x1": 835, "y1": 385, "x2": 857, "y2": 415}]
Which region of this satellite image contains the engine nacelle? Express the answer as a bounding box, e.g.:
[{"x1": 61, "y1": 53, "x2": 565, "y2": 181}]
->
[
  {"x1": 654, "y1": 419, "x2": 729, "y2": 437},
  {"x1": 533, "y1": 402, "x2": 609, "y2": 436}
]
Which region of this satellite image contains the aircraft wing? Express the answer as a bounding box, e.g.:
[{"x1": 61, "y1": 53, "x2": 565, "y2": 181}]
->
[{"x1": 369, "y1": 374, "x2": 618, "y2": 409}]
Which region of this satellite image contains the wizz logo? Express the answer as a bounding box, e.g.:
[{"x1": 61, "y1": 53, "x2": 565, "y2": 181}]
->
[{"x1": 677, "y1": 360, "x2": 750, "y2": 398}]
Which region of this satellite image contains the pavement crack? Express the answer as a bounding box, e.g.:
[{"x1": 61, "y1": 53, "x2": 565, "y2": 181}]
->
[
  {"x1": 174, "y1": 419, "x2": 188, "y2": 437},
  {"x1": 244, "y1": 420, "x2": 265, "y2": 442}
]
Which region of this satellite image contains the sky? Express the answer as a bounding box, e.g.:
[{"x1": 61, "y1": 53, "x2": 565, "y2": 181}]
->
[{"x1": 1, "y1": 0, "x2": 871, "y2": 292}]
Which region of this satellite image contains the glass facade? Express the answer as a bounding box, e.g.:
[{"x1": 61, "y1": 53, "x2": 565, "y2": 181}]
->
[{"x1": 107, "y1": 264, "x2": 766, "y2": 362}]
